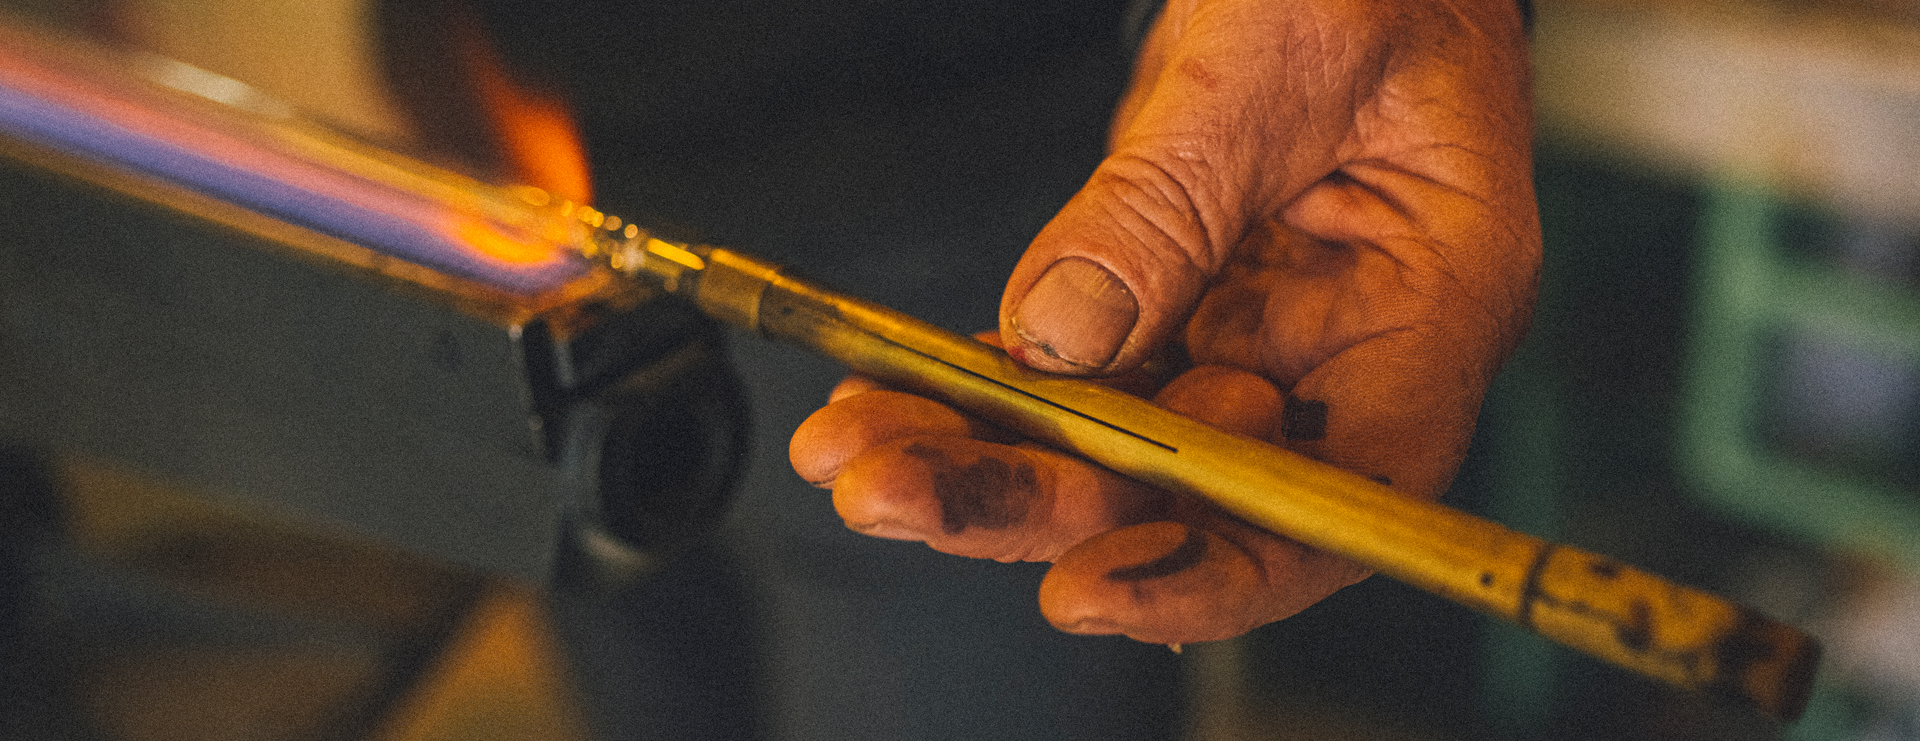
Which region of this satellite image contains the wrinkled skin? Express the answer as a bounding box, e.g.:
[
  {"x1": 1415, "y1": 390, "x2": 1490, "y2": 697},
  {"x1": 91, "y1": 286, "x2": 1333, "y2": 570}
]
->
[{"x1": 790, "y1": 0, "x2": 1540, "y2": 645}]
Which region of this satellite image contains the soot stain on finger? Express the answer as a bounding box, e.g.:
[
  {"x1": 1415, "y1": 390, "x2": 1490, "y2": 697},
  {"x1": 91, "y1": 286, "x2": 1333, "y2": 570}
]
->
[
  {"x1": 1107, "y1": 526, "x2": 1209, "y2": 582},
  {"x1": 1282, "y1": 396, "x2": 1328, "y2": 442},
  {"x1": 903, "y1": 442, "x2": 1036, "y2": 535}
]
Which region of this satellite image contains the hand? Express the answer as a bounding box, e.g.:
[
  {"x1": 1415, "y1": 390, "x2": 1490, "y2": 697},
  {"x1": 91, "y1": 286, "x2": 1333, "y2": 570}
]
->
[{"x1": 790, "y1": 0, "x2": 1539, "y2": 644}]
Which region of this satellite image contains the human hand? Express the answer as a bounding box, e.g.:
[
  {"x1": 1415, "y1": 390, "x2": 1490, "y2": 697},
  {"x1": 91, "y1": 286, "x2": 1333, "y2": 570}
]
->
[{"x1": 791, "y1": 0, "x2": 1539, "y2": 644}]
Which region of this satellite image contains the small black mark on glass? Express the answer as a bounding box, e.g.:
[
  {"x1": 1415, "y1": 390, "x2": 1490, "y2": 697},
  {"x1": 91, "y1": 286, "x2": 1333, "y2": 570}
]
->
[
  {"x1": 1616, "y1": 599, "x2": 1654, "y2": 653},
  {"x1": 1108, "y1": 526, "x2": 1208, "y2": 582},
  {"x1": 1515, "y1": 544, "x2": 1558, "y2": 629}
]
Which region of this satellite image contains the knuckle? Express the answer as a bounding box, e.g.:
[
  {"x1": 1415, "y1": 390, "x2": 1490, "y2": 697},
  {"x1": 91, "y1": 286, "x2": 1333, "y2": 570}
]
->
[{"x1": 1091, "y1": 150, "x2": 1237, "y2": 272}]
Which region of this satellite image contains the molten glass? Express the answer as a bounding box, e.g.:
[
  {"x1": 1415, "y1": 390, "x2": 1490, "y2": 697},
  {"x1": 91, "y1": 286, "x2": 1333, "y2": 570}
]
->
[{"x1": 0, "y1": 21, "x2": 590, "y2": 297}]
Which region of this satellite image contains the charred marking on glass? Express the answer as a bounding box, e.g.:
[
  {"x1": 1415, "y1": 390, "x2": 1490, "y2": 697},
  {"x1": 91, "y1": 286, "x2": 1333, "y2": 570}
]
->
[
  {"x1": 1704, "y1": 609, "x2": 1822, "y2": 721},
  {"x1": 1515, "y1": 543, "x2": 1558, "y2": 630},
  {"x1": 1616, "y1": 599, "x2": 1654, "y2": 653}
]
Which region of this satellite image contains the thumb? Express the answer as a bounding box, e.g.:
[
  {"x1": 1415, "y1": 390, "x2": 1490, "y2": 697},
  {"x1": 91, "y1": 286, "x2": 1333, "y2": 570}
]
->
[
  {"x1": 998, "y1": 163, "x2": 1229, "y2": 375},
  {"x1": 998, "y1": 141, "x2": 1263, "y2": 375},
  {"x1": 998, "y1": 1, "x2": 1369, "y2": 375}
]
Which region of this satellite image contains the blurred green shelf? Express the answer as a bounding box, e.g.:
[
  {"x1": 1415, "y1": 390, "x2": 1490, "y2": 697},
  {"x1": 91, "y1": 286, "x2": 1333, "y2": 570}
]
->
[{"x1": 1680, "y1": 178, "x2": 1920, "y2": 571}]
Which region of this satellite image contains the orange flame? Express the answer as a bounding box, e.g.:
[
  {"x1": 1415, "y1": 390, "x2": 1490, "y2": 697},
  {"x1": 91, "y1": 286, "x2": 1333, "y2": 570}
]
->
[
  {"x1": 453, "y1": 216, "x2": 567, "y2": 265},
  {"x1": 451, "y1": 12, "x2": 592, "y2": 206}
]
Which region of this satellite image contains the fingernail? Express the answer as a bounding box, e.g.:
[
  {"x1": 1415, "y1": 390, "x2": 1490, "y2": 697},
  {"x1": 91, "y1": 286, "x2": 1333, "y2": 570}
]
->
[
  {"x1": 1060, "y1": 617, "x2": 1123, "y2": 635},
  {"x1": 1011, "y1": 258, "x2": 1137, "y2": 369},
  {"x1": 846, "y1": 519, "x2": 920, "y2": 541}
]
